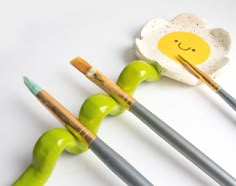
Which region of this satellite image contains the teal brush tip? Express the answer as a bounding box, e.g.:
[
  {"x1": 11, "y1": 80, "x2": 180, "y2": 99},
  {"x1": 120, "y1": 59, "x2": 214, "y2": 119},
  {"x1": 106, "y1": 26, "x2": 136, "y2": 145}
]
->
[{"x1": 23, "y1": 76, "x2": 42, "y2": 96}]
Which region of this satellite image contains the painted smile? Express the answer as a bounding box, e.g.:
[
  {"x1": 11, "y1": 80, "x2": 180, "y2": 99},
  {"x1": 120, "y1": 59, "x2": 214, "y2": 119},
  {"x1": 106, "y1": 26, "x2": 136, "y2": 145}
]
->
[{"x1": 178, "y1": 43, "x2": 191, "y2": 51}]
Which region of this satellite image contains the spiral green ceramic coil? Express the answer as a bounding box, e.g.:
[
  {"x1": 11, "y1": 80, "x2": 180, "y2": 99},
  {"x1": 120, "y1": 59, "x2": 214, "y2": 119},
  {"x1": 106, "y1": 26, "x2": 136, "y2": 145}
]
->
[
  {"x1": 13, "y1": 60, "x2": 160, "y2": 186},
  {"x1": 13, "y1": 128, "x2": 85, "y2": 186}
]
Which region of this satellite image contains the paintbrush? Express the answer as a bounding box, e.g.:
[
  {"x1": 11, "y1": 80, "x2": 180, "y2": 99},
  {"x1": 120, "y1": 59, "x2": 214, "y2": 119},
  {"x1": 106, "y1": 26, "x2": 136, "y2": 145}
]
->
[
  {"x1": 70, "y1": 56, "x2": 236, "y2": 186},
  {"x1": 176, "y1": 54, "x2": 236, "y2": 111},
  {"x1": 23, "y1": 76, "x2": 153, "y2": 186}
]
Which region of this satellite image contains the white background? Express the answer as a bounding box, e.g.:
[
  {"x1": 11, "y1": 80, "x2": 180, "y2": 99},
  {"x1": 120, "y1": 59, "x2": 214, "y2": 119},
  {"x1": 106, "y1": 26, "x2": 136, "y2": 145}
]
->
[{"x1": 1, "y1": 0, "x2": 236, "y2": 185}]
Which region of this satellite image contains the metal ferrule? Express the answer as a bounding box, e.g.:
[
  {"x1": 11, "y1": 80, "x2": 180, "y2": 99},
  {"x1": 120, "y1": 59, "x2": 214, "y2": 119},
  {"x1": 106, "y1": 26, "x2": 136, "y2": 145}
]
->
[
  {"x1": 177, "y1": 55, "x2": 220, "y2": 92},
  {"x1": 86, "y1": 67, "x2": 136, "y2": 109}
]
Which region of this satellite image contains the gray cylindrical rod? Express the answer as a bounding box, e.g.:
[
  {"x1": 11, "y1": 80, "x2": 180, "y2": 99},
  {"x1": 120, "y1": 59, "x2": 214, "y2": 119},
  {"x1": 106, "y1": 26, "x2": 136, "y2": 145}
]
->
[
  {"x1": 130, "y1": 101, "x2": 236, "y2": 186},
  {"x1": 217, "y1": 88, "x2": 236, "y2": 111},
  {"x1": 89, "y1": 137, "x2": 154, "y2": 186}
]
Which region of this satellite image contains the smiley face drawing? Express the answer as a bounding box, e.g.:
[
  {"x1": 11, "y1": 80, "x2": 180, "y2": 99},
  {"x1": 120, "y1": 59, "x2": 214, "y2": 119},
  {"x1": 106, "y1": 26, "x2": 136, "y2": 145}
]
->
[
  {"x1": 135, "y1": 13, "x2": 231, "y2": 85},
  {"x1": 158, "y1": 32, "x2": 210, "y2": 65}
]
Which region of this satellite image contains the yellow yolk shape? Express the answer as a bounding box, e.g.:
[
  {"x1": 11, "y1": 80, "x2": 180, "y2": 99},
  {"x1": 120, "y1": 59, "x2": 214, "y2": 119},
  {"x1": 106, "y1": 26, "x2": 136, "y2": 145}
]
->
[{"x1": 158, "y1": 32, "x2": 210, "y2": 64}]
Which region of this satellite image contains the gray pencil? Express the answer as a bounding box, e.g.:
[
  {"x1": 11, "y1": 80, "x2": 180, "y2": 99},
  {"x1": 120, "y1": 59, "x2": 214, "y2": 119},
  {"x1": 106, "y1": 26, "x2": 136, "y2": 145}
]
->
[{"x1": 71, "y1": 56, "x2": 236, "y2": 186}]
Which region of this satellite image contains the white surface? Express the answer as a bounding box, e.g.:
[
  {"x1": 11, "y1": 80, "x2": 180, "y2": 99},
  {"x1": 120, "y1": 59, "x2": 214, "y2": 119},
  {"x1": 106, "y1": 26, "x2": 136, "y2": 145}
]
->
[{"x1": 1, "y1": 0, "x2": 236, "y2": 185}]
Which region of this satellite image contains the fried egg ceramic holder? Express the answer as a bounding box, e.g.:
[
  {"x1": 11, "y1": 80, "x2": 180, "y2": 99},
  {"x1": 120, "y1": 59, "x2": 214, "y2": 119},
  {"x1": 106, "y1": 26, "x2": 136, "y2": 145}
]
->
[{"x1": 135, "y1": 13, "x2": 231, "y2": 85}]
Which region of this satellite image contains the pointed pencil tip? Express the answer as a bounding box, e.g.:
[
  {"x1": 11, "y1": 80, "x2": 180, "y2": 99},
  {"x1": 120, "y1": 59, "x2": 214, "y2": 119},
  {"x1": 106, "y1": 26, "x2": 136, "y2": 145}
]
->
[{"x1": 23, "y1": 76, "x2": 42, "y2": 96}]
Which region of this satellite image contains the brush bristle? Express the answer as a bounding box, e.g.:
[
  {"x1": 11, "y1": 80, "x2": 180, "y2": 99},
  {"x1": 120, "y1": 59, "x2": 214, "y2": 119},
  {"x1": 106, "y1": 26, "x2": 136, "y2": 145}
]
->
[
  {"x1": 176, "y1": 55, "x2": 187, "y2": 64},
  {"x1": 70, "y1": 56, "x2": 92, "y2": 74},
  {"x1": 23, "y1": 76, "x2": 42, "y2": 96}
]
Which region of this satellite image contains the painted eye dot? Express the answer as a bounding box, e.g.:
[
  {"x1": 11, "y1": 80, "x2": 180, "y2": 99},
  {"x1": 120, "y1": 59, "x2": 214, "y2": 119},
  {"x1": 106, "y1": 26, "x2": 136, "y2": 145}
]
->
[
  {"x1": 174, "y1": 40, "x2": 178, "y2": 42},
  {"x1": 192, "y1": 49, "x2": 196, "y2": 52}
]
